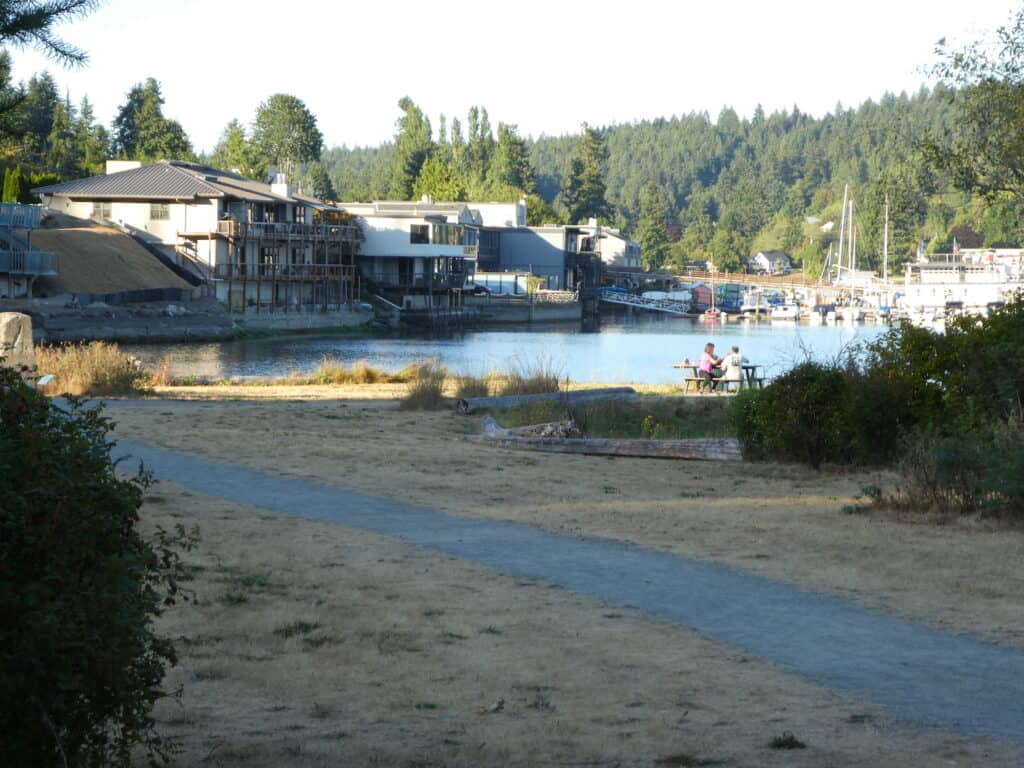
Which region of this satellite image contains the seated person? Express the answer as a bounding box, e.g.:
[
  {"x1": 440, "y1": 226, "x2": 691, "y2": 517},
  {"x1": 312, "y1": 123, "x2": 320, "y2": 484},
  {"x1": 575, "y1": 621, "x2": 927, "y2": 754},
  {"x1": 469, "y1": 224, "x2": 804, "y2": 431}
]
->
[
  {"x1": 698, "y1": 342, "x2": 722, "y2": 391},
  {"x1": 718, "y1": 346, "x2": 748, "y2": 391}
]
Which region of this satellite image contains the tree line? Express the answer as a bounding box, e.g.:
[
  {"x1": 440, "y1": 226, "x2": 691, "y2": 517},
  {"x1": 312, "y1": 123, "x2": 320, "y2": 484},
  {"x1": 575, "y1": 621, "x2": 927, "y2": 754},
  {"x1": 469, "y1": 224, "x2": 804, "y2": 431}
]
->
[{"x1": 4, "y1": 7, "x2": 1024, "y2": 276}]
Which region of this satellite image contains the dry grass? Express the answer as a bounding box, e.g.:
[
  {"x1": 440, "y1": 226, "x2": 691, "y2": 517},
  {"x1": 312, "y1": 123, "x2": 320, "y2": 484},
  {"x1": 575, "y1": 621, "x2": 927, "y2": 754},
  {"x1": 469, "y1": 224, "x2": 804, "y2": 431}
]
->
[
  {"x1": 399, "y1": 360, "x2": 449, "y2": 410},
  {"x1": 140, "y1": 482, "x2": 1024, "y2": 767},
  {"x1": 110, "y1": 397, "x2": 1024, "y2": 647},
  {"x1": 35, "y1": 341, "x2": 146, "y2": 396},
  {"x1": 303, "y1": 356, "x2": 389, "y2": 385},
  {"x1": 493, "y1": 356, "x2": 564, "y2": 396}
]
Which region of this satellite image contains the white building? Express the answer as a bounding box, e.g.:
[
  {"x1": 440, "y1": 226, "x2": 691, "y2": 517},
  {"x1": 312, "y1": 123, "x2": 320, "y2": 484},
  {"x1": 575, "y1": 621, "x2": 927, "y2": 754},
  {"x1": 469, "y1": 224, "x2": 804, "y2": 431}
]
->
[{"x1": 34, "y1": 160, "x2": 360, "y2": 312}]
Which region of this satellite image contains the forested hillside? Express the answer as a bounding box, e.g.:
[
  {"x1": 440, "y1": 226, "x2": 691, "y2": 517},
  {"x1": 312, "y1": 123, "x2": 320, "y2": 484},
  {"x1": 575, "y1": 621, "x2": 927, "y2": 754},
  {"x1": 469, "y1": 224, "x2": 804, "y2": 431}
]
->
[
  {"x1": 322, "y1": 87, "x2": 1023, "y2": 275},
  {"x1": 5, "y1": 36, "x2": 1021, "y2": 277}
]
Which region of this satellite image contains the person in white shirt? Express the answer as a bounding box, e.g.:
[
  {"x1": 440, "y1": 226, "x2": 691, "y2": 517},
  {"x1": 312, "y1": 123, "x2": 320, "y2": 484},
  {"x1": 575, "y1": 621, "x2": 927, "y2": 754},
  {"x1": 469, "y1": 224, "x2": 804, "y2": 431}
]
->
[{"x1": 719, "y1": 346, "x2": 747, "y2": 391}]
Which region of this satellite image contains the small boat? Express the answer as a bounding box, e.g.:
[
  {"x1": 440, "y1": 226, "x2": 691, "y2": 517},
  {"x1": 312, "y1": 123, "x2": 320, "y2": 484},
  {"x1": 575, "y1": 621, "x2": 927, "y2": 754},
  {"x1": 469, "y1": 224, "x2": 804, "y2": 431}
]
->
[
  {"x1": 702, "y1": 308, "x2": 721, "y2": 321},
  {"x1": 770, "y1": 303, "x2": 801, "y2": 321},
  {"x1": 840, "y1": 306, "x2": 865, "y2": 323}
]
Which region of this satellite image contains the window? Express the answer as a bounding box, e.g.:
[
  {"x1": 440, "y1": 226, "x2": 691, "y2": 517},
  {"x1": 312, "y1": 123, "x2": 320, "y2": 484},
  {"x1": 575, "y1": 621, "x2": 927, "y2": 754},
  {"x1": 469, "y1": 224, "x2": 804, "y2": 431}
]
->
[
  {"x1": 93, "y1": 202, "x2": 111, "y2": 219},
  {"x1": 150, "y1": 203, "x2": 170, "y2": 221},
  {"x1": 410, "y1": 224, "x2": 429, "y2": 244},
  {"x1": 431, "y1": 224, "x2": 463, "y2": 245}
]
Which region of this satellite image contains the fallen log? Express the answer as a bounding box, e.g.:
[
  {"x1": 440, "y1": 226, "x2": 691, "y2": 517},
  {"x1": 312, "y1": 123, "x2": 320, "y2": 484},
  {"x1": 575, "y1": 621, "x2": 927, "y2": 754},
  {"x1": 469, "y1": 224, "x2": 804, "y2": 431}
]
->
[
  {"x1": 472, "y1": 416, "x2": 742, "y2": 461},
  {"x1": 456, "y1": 387, "x2": 638, "y2": 415}
]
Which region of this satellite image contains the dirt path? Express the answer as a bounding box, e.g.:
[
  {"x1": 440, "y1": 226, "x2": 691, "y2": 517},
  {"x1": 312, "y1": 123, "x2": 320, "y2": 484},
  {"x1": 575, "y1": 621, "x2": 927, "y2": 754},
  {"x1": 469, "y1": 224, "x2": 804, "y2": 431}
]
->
[{"x1": 117, "y1": 435, "x2": 1024, "y2": 747}]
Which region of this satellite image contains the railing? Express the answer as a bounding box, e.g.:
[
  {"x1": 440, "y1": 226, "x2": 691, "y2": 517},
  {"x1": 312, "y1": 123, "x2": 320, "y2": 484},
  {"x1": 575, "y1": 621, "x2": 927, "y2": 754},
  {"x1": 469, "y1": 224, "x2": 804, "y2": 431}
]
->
[
  {"x1": 600, "y1": 287, "x2": 693, "y2": 315},
  {"x1": 213, "y1": 263, "x2": 354, "y2": 281},
  {"x1": 361, "y1": 271, "x2": 466, "y2": 291},
  {"x1": 0, "y1": 203, "x2": 42, "y2": 229},
  {"x1": 0, "y1": 249, "x2": 59, "y2": 275},
  {"x1": 215, "y1": 221, "x2": 360, "y2": 240}
]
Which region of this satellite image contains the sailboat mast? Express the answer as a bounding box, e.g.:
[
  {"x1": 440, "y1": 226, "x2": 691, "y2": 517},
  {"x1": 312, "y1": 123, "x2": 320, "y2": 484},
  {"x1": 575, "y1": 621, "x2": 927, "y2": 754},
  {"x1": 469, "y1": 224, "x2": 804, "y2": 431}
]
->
[
  {"x1": 882, "y1": 194, "x2": 889, "y2": 283},
  {"x1": 849, "y1": 200, "x2": 856, "y2": 274},
  {"x1": 836, "y1": 184, "x2": 849, "y2": 282}
]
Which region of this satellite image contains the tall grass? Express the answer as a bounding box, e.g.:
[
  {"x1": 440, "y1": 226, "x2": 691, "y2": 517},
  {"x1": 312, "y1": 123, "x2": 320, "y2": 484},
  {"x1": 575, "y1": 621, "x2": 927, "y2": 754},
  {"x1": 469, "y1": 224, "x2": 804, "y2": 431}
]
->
[
  {"x1": 305, "y1": 356, "x2": 388, "y2": 385},
  {"x1": 35, "y1": 342, "x2": 147, "y2": 396},
  {"x1": 399, "y1": 360, "x2": 448, "y2": 410},
  {"x1": 494, "y1": 356, "x2": 563, "y2": 396}
]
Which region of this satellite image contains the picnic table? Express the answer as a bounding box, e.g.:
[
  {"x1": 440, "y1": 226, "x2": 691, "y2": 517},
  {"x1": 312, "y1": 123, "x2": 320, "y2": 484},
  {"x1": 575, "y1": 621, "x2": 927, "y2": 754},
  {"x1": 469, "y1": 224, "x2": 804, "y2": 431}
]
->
[{"x1": 672, "y1": 362, "x2": 765, "y2": 394}]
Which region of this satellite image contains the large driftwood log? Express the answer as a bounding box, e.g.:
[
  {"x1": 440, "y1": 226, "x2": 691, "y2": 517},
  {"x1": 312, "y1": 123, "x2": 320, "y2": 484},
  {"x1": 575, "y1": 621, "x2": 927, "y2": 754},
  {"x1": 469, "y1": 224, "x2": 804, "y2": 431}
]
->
[
  {"x1": 456, "y1": 387, "x2": 638, "y2": 415},
  {"x1": 471, "y1": 416, "x2": 742, "y2": 461}
]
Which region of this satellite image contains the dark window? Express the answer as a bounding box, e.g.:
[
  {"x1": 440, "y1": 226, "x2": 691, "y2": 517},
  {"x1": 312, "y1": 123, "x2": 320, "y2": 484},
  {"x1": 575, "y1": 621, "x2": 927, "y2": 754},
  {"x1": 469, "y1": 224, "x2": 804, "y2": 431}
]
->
[{"x1": 410, "y1": 225, "x2": 429, "y2": 244}]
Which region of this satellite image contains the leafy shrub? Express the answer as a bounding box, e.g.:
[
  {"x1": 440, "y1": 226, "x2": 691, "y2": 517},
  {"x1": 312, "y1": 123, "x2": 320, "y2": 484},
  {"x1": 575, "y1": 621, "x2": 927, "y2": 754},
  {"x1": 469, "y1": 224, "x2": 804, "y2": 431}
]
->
[
  {"x1": 35, "y1": 341, "x2": 147, "y2": 396},
  {"x1": 732, "y1": 362, "x2": 851, "y2": 469},
  {"x1": 400, "y1": 360, "x2": 448, "y2": 410},
  {"x1": 0, "y1": 367, "x2": 192, "y2": 765}
]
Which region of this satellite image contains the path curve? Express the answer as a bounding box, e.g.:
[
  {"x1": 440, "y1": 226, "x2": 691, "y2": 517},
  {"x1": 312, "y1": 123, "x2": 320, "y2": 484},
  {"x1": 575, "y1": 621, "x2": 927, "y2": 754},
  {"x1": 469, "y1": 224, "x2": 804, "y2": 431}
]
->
[{"x1": 116, "y1": 437, "x2": 1024, "y2": 746}]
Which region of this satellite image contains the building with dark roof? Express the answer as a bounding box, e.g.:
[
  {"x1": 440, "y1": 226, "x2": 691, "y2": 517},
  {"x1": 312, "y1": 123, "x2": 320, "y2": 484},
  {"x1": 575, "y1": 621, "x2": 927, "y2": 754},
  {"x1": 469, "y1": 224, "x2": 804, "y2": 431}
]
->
[{"x1": 34, "y1": 161, "x2": 360, "y2": 313}]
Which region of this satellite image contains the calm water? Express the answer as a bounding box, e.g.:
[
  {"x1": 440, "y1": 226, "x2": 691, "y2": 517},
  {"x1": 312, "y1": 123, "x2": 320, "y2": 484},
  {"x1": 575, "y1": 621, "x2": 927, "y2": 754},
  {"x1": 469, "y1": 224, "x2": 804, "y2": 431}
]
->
[{"x1": 124, "y1": 314, "x2": 890, "y2": 386}]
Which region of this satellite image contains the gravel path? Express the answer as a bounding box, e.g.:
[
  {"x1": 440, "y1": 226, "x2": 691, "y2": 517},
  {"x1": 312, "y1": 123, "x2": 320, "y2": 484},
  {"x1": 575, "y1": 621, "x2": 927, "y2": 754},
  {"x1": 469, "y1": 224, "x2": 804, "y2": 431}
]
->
[{"x1": 116, "y1": 437, "x2": 1024, "y2": 745}]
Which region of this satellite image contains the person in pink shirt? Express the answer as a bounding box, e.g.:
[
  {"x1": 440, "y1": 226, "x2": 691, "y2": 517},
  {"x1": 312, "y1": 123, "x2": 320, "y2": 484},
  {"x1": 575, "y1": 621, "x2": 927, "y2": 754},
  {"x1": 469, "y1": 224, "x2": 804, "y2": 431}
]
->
[{"x1": 698, "y1": 342, "x2": 722, "y2": 391}]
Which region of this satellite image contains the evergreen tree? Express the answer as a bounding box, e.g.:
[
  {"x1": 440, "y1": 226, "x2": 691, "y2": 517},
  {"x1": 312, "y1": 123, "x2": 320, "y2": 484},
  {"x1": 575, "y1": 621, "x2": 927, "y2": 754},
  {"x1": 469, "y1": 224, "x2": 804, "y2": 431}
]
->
[
  {"x1": 73, "y1": 96, "x2": 107, "y2": 176},
  {"x1": 297, "y1": 162, "x2": 334, "y2": 200},
  {"x1": 112, "y1": 78, "x2": 193, "y2": 161},
  {"x1": 0, "y1": 0, "x2": 97, "y2": 66},
  {"x1": 561, "y1": 125, "x2": 609, "y2": 223},
  {"x1": 251, "y1": 94, "x2": 322, "y2": 180},
  {"x1": 19, "y1": 71, "x2": 57, "y2": 159},
  {"x1": 388, "y1": 96, "x2": 432, "y2": 199},
  {"x1": 412, "y1": 155, "x2": 466, "y2": 201},
  {"x1": 210, "y1": 118, "x2": 262, "y2": 179},
  {"x1": 45, "y1": 96, "x2": 74, "y2": 177},
  {"x1": 487, "y1": 122, "x2": 534, "y2": 193},
  {"x1": 636, "y1": 182, "x2": 669, "y2": 269}
]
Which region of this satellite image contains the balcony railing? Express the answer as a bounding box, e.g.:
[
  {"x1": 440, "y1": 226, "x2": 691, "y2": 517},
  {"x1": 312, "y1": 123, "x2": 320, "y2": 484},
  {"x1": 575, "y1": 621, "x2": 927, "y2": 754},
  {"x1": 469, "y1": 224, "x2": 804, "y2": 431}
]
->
[
  {"x1": 0, "y1": 203, "x2": 42, "y2": 229},
  {"x1": 215, "y1": 220, "x2": 359, "y2": 241},
  {"x1": 361, "y1": 270, "x2": 467, "y2": 291},
  {"x1": 213, "y1": 263, "x2": 354, "y2": 281},
  {"x1": 0, "y1": 249, "x2": 59, "y2": 275}
]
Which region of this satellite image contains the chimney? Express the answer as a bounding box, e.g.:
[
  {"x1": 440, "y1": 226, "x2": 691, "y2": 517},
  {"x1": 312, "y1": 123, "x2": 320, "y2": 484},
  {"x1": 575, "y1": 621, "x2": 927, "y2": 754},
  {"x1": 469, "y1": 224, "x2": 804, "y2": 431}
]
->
[{"x1": 270, "y1": 173, "x2": 293, "y2": 199}]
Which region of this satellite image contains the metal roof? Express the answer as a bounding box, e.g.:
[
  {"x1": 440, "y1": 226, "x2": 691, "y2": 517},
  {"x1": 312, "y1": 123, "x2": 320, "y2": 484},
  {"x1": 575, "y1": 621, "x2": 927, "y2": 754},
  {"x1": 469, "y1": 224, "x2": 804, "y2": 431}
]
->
[
  {"x1": 32, "y1": 160, "x2": 318, "y2": 206},
  {"x1": 33, "y1": 162, "x2": 225, "y2": 201}
]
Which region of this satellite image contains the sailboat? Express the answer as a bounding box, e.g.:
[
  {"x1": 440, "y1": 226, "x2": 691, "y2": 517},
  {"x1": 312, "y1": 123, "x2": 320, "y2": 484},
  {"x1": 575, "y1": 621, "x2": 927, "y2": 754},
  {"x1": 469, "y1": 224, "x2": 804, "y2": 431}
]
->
[{"x1": 702, "y1": 268, "x2": 720, "y2": 320}]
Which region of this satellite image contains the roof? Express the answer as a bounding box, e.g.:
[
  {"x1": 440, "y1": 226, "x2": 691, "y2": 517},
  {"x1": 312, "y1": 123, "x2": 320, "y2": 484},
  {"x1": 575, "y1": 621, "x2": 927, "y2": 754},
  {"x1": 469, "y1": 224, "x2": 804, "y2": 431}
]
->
[{"x1": 32, "y1": 160, "x2": 317, "y2": 206}]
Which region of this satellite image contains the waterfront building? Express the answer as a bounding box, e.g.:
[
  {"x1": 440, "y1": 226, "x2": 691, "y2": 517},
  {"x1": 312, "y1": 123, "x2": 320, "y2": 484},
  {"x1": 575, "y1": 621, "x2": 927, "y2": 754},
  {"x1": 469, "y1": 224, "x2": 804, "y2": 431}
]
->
[{"x1": 33, "y1": 161, "x2": 360, "y2": 314}]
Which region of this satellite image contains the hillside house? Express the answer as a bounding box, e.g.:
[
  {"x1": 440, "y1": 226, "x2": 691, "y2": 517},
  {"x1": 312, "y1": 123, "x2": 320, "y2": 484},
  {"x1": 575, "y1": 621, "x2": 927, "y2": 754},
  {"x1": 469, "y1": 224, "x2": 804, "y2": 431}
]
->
[
  {"x1": 34, "y1": 161, "x2": 360, "y2": 313},
  {"x1": 748, "y1": 250, "x2": 792, "y2": 275}
]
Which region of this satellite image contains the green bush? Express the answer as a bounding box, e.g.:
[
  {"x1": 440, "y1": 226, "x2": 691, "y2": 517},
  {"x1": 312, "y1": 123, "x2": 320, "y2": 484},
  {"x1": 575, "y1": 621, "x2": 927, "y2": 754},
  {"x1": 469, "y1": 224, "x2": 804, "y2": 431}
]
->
[
  {"x1": 0, "y1": 367, "x2": 192, "y2": 765},
  {"x1": 731, "y1": 362, "x2": 851, "y2": 469}
]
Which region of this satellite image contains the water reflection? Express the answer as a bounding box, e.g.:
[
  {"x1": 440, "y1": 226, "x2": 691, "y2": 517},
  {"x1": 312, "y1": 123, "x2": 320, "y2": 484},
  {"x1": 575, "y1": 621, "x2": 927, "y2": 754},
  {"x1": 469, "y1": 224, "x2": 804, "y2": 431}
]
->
[{"x1": 124, "y1": 314, "x2": 890, "y2": 385}]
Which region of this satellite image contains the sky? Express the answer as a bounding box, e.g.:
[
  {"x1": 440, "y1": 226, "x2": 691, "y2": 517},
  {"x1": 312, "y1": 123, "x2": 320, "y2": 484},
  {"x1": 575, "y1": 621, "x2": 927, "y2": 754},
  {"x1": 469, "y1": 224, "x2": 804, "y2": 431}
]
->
[{"x1": 8, "y1": 0, "x2": 1022, "y2": 154}]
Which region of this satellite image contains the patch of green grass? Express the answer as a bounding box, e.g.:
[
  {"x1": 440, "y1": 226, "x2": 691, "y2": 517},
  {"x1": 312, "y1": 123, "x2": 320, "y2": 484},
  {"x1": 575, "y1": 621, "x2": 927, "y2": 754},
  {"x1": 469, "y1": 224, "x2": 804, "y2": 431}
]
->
[
  {"x1": 220, "y1": 591, "x2": 249, "y2": 606},
  {"x1": 193, "y1": 668, "x2": 226, "y2": 681},
  {"x1": 769, "y1": 731, "x2": 806, "y2": 750},
  {"x1": 492, "y1": 395, "x2": 734, "y2": 439},
  {"x1": 274, "y1": 620, "x2": 321, "y2": 638},
  {"x1": 414, "y1": 702, "x2": 439, "y2": 710},
  {"x1": 479, "y1": 625, "x2": 502, "y2": 635},
  {"x1": 302, "y1": 634, "x2": 340, "y2": 649}
]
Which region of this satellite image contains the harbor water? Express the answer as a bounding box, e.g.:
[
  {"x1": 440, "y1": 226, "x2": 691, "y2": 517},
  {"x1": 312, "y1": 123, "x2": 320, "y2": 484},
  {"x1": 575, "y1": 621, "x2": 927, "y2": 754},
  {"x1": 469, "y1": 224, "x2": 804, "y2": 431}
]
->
[{"x1": 124, "y1": 314, "x2": 891, "y2": 386}]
